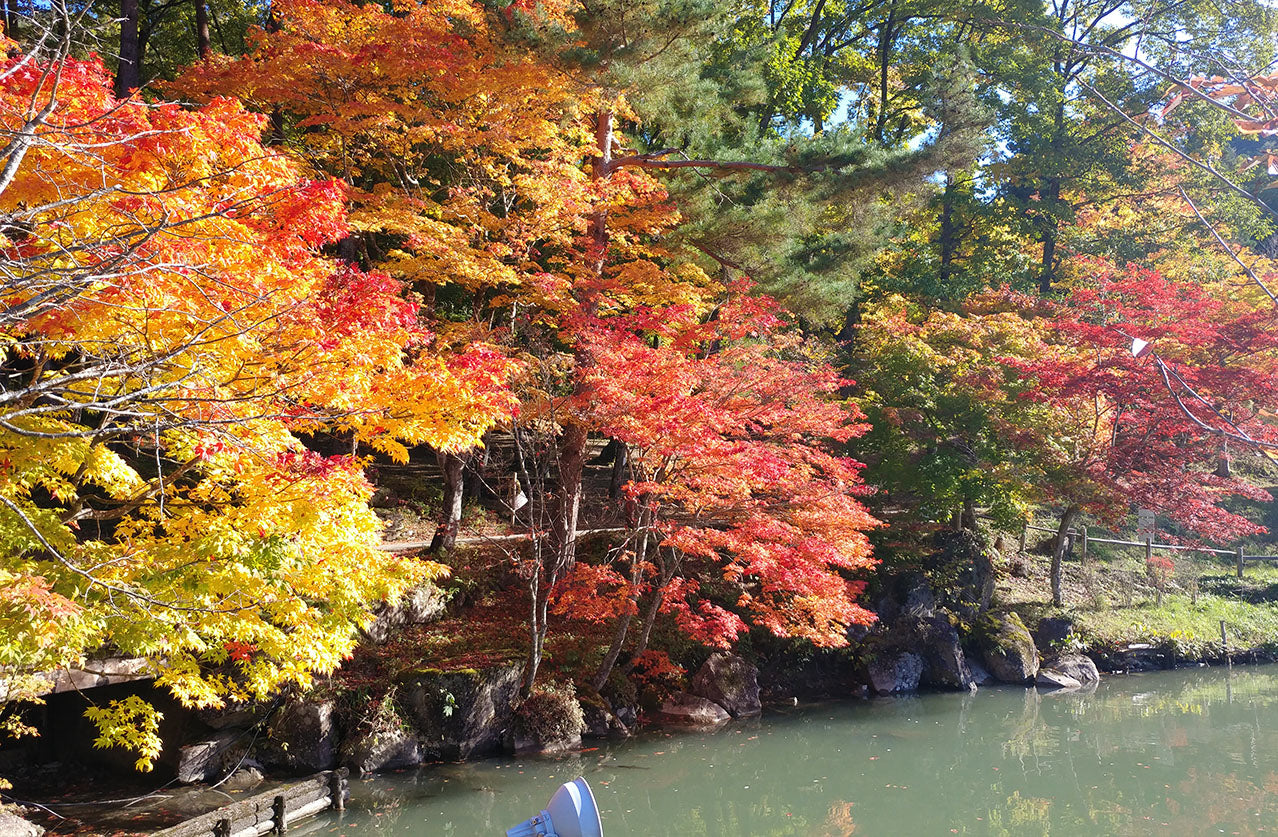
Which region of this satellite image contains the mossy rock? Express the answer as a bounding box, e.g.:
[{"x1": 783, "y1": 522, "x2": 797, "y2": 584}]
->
[
  {"x1": 399, "y1": 663, "x2": 523, "y2": 760},
  {"x1": 974, "y1": 611, "x2": 1039, "y2": 684}
]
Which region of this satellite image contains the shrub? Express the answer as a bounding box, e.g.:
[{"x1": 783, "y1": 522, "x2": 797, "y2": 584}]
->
[{"x1": 512, "y1": 682, "x2": 585, "y2": 744}]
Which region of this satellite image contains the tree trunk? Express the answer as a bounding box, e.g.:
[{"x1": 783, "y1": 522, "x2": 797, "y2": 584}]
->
[
  {"x1": 553, "y1": 423, "x2": 587, "y2": 570},
  {"x1": 873, "y1": 3, "x2": 898, "y2": 146},
  {"x1": 627, "y1": 549, "x2": 681, "y2": 667},
  {"x1": 590, "y1": 509, "x2": 651, "y2": 691},
  {"x1": 465, "y1": 440, "x2": 489, "y2": 501},
  {"x1": 115, "y1": 0, "x2": 141, "y2": 98},
  {"x1": 609, "y1": 440, "x2": 628, "y2": 500},
  {"x1": 938, "y1": 174, "x2": 960, "y2": 287},
  {"x1": 194, "y1": 0, "x2": 211, "y2": 58},
  {"x1": 1039, "y1": 217, "x2": 1059, "y2": 295},
  {"x1": 429, "y1": 451, "x2": 465, "y2": 553},
  {"x1": 629, "y1": 582, "x2": 666, "y2": 665},
  {"x1": 1051, "y1": 505, "x2": 1081, "y2": 607},
  {"x1": 3, "y1": 0, "x2": 16, "y2": 39}
]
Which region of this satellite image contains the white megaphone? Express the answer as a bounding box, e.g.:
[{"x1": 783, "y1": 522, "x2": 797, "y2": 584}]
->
[{"x1": 505, "y1": 777, "x2": 603, "y2": 837}]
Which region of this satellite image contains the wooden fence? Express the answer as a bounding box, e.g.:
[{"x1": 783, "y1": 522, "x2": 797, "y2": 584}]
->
[
  {"x1": 1023, "y1": 523, "x2": 1278, "y2": 579},
  {"x1": 151, "y1": 769, "x2": 348, "y2": 837}
]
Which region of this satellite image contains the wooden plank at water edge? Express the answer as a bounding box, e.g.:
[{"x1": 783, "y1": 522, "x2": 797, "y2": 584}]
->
[{"x1": 151, "y1": 769, "x2": 349, "y2": 837}]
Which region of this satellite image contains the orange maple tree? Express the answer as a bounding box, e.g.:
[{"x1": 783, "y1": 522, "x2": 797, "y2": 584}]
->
[{"x1": 0, "y1": 37, "x2": 512, "y2": 765}]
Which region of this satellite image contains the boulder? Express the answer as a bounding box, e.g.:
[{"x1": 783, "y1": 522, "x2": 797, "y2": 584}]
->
[
  {"x1": 257, "y1": 699, "x2": 339, "y2": 772},
  {"x1": 967, "y1": 657, "x2": 994, "y2": 686},
  {"x1": 195, "y1": 700, "x2": 267, "y2": 731},
  {"x1": 341, "y1": 726, "x2": 423, "y2": 775},
  {"x1": 975, "y1": 616, "x2": 1037, "y2": 684},
  {"x1": 689, "y1": 653, "x2": 762, "y2": 717},
  {"x1": 976, "y1": 612, "x2": 1039, "y2": 684},
  {"x1": 1033, "y1": 616, "x2": 1076, "y2": 651},
  {"x1": 176, "y1": 729, "x2": 250, "y2": 784},
  {"x1": 1035, "y1": 669, "x2": 1082, "y2": 690},
  {"x1": 220, "y1": 767, "x2": 265, "y2": 792},
  {"x1": 867, "y1": 651, "x2": 924, "y2": 695},
  {"x1": 656, "y1": 693, "x2": 731, "y2": 728},
  {"x1": 363, "y1": 586, "x2": 447, "y2": 643},
  {"x1": 1043, "y1": 652, "x2": 1100, "y2": 686},
  {"x1": 903, "y1": 583, "x2": 937, "y2": 617},
  {"x1": 0, "y1": 810, "x2": 43, "y2": 837},
  {"x1": 400, "y1": 663, "x2": 523, "y2": 761},
  {"x1": 510, "y1": 687, "x2": 586, "y2": 755},
  {"x1": 907, "y1": 614, "x2": 975, "y2": 691}
]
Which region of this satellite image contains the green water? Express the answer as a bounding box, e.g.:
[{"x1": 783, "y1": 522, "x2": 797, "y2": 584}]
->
[{"x1": 302, "y1": 667, "x2": 1278, "y2": 836}]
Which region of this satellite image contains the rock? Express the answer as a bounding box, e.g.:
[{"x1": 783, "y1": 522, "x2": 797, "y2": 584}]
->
[
  {"x1": 656, "y1": 693, "x2": 731, "y2": 728},
  {"x1": 510, "y1": 686, "x2": 585, "y2": 755},
  {"x1": 363, "y1": 586, "x2": 447, "y2": 643},
  {"x1": 907, "y1": 614, "x2": 975, "y2": 691},
  {"x1": 341, "y1": 726, "x2": 423, "y2": 775},
  {"x1": 1043, "y1": 652, "x2": 1100, "y2": 686},
  {"x1": 44, "y1": 657, "x2": 149, "y2": 696},
  {"x1": 400, "y1": 663, "x2": 523, "y2": 761},
  {"x1": 1092, "y1": 644, "x2": 1169, "y2": 673},
  {"x1": 903, "y1": 583, "x2": 937, "y2": 617},
  {"x1": 867, "y1": 651, "x2": 924, "y2": 695},
  {"x1": 977, "y1": 612, "x2": 1040, "y2": 684},
  {"x1": 220, "y1": 766, "x2": 265, "y2": 792},
  {"x1": 1035, "y1": 669, "x2": 1082, "y2": 690},
  {"x1": 1033, "y1": 616, "x2": 1076, "y2": 651},
  {"x1": 689, "y1": 653, "x2": 762, "y2": 717},
  {"x1": 257, "y1": 699, "x2": 339, "y2": 773},
  {"x1": 0, "y1": 810, "x2": 43, "y2": 837},
  {"x1": 967, "y1": 658, "x2": 994, "y2": 686},
  {"x1": 195, "y1": 700, "x2": 267, "y2": 731},
  {"x1": 176, "y1": 730, "x2": 250, "y2": 784}
]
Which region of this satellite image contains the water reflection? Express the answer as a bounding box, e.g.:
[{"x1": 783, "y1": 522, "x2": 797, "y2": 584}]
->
[{"x1": 301, "y1": 667, "x2": 1278, "y2": 836}]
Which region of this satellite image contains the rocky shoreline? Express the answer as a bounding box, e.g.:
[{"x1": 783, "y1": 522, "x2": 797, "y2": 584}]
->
[{"x1": 6, "y1": 565, "x2": 1278, "y2": 837}]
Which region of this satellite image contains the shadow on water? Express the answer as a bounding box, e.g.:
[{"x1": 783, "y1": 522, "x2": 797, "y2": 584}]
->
[{"x1": 305, "y1": 666, "x2": 1278, "y2": 836}]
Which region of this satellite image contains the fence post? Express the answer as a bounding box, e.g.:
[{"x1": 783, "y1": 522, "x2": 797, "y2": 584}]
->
[
  {"x1": 1019, "y1": 522, "x2": 1028, "y2": 553},
  {"x1": 1237, "y1": 546, "x2": 1245, "y2": 579},
  {"x1": 1145, "y1": 535, "x2": 1152, "y2": 564},
  {"x1": 1080, "y1": 525, "x2": 1088, "y2": 565}
]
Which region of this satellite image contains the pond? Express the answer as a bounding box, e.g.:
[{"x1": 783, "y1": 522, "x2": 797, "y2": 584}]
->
[{"x1": 300, "y1": 666, "x2": 1278, "y2": 836}]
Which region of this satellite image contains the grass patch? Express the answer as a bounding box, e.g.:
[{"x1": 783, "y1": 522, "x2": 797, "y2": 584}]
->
[{"x1": 1072, "y1": 593, "x2": 1278, "y2": 659}]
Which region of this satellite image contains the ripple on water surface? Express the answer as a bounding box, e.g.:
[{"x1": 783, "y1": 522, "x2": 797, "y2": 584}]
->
[{"x1": 299, "y1": 665, "x2": 1278, "y2": 836}]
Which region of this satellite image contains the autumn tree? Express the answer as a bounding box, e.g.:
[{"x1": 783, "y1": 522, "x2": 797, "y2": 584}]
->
[
  {"x1": 0, "y1": 31, "x2": 512, "y2": 769},
  {"x1": 554, "y1": 288, "x2": 878, "y2": 691}
]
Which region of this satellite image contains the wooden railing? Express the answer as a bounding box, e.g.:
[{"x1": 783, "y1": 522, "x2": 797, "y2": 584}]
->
[
  {"x1": 151, "y1": 769, "x2": 348, "y2": 837},
  {"x1": 1022, "y1": 523, "x2": 1275, "y2": 578}
]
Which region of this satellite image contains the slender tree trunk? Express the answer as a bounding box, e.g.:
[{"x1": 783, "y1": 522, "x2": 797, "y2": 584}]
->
[
  {"x1": 194, "y1": 0, "x2": 211, "y2": 58},
  {"x1": 465, "y1": 440, "x2": 489, "y2": 501},
  {"x1": 1051, "y1": 505, "x2": 1081, "y2": 607},
  {"x1": 1039, "y1": 213, "x2": 1059, "y2": 294},
  {"x1": 429, "y1": 451, "x2": 465, "y2": 553},
  {"x1": 590, "y1": 509, "x2": 651, "y2": 691},
  {"x1": 1038, "y1": 98, "x2": 1066, "y2": 294},
  {"x1": 265, "y1": 7, "x2": 285, "y2": 144},
  {"x1": 627, "y1": 549, "x2": 681, "y2": 666},
  {"x1": 552, "y1": 424, "x2": 587, "y2": 569},
  {"x1": 524, "y1": 549, "x2": 546, "y2": 695},
  {"x1": 3, "y1": 0, "x2": 16, "y2": 39},
  {"x1": 551, "y1": 109, "x2": 613, "y2": 572},
  {"x1": 609, "y1": 441, "x2": 628, "y2": 500},
  {"x1": 938, "y1": 174, "x2": 960, "y2": 287},
  {"x1": 115, "y1": 0, "x2": 141, "y2": 98},
  {"x1": 629, "y1": 582, "x2": 666, "y2": 665},
  {"x1": 873, "y1": 3, "x2": 898, "y2": 146}
]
